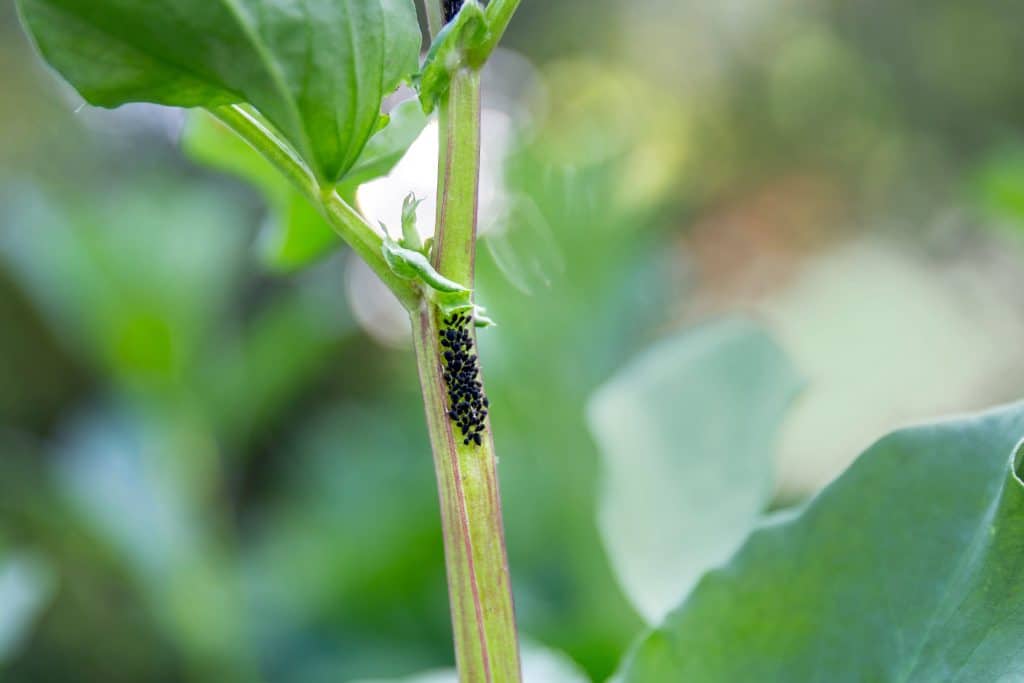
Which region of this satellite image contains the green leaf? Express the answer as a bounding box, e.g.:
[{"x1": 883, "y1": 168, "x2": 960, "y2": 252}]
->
[
  {"x1": 17, "y1": 0, "x2": 422, "y2": 183},
  {"x1": 400, "y1": 192, "x2": 426, "y2": 251},
  {"x1": 588, "y1": 319, "x2": 801, "y2": 624},
  {"x1": 415, "y1": 0, "x2": 489, "y2": 113},
  {"x1": 184, "y1": 100, "x2": 427, "y2": 270},
  {"x1": 619, "y1": 402, "x2": 1024, "y2": 682},
  {"x1": 382, "y1": 237, "x2": 468, "y2": 294}
]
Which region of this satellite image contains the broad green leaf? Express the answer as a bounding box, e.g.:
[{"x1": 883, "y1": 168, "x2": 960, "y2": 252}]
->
[
  {"x1": 17, "y1": 0, "x2": 421, "y2": 183},
  {"x1": 588, "y1": 319, "x2": 801, "y2": 624},
  {"x1": 184, "y1": 100, "x2": 427, "y2": 269},
  {"x1": 620, "y1": 402, "x2": 1024, "y2": 682}
]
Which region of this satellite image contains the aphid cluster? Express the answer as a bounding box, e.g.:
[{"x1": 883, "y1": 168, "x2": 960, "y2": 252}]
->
[{"x1": 440, "y1": 312, "x2": 489, "y2": 447}]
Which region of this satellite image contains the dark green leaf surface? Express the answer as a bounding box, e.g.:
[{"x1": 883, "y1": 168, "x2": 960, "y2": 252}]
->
[
  {"x1": 620, "y1": 402, "x2": 1024, "y2": 682},
  {"x1": 17, "y1": 0, "x2": 421, "y2": 183}
]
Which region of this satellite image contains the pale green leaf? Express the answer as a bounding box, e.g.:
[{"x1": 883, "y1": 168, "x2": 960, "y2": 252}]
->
[{"x1": 588, "y1": 319, "x2": 800, "y2": 624}]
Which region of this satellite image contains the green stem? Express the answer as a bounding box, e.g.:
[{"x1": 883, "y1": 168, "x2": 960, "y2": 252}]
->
[
  {"x1": 320, "y1": 188, "x2": 419, "y2": 309},
  {"x1": 413, "y1": 9, "x2": 522, "y2": 678},
  {"x1": 433, "y1": 69, "x2": 482, "y2": 283},
  {"x1": 210, "y1": 105, "x2": 318, "y2": 200},
  {"x1": 410, "y1": 306, "x2": 520, "y2": 682},
  {"x1": 209, "y1": 104, "x2": 419, "y2": 309}
]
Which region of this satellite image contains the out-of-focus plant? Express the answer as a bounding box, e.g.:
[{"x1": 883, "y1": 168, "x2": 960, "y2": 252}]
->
[{"x1": 0, "y1": 549, "x2": 54, "y2": 665}]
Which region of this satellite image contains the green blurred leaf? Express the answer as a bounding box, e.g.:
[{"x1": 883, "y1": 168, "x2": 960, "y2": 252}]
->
[
  {"x1": 588, "y1": 319, "x2": 800, "y2": 624},
  {"x1": 0, "y1": 552, "x2": 55, "y2": 665},
  {"x1": 972, "y1": 142, "x2": 1024, "y2": 227},
  {"x1": 56, "y1": 407, "x2": 255, "y2": 676},
  {"x1": 17, "y1": 0, "x2": 421, "y2": 183},
  {"x1": 620, "y1": 402, "x2": 1024, "y2": 682},
  {"x1": 198, "y1": 281, "x2": 354, "y2": 444},
  {"x1": 0, "y1": 183, "x2": 247, "y2": 391},
  {"x1": 245, "y1": 402, "x2": 451, "y2": 679}
]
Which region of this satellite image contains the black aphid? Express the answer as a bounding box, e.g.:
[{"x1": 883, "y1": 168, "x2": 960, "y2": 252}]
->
[{"x1": 439, "y1": 311, "x2": 488, "y2": 447}]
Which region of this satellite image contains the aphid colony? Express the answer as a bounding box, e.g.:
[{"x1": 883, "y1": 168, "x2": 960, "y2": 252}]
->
[{"x1": 440, "y1": 312, "x2": 489, "y2": 447}]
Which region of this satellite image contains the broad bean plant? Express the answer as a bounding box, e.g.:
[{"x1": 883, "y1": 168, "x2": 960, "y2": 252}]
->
[{"x1": 15, "y1": 0, "x2": 1024, "y2": 681}]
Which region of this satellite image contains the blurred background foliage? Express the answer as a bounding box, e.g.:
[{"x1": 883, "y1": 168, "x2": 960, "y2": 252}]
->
[{"x1": 1, "y1": 0, "x2": 1024, "y2": 681}]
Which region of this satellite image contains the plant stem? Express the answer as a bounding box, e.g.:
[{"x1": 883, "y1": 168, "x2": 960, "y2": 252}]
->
[
  {"x1": 410, "y1": 15, "x2": 521, "y2": 675},
  {"x1": 321, "y1": 188, "x2": 419, "y2": 309},
  {"x1": 410, "y1": 306, "x2": 520, "y2": 682},
  {"x1": 433, "y1": 69, "x2": 482, "y2": 284},
  {"x1": 210, "y1": 104, "x2": 419, "y2": 309}
]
